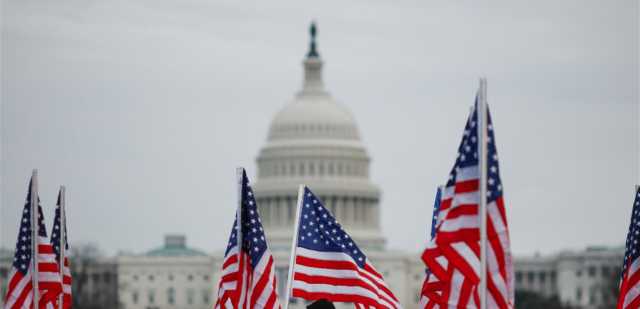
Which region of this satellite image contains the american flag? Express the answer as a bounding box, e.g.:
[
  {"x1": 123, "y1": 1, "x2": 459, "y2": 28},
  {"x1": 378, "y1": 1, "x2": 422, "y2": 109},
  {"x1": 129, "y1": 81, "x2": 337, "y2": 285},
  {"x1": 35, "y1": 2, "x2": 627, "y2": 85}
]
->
[
  {"x1": 617, "y1": 186, "x2": 640, "y2": 309},
  {"x1": 4, "y1": 176, "x2": 62, "y2": 309},
  {"x1": 214, "y1": 169, "x2": 281, "y2": 309},
  {"x1": 421, "y1": 96, "x2": 514, "y2": 308},
  {"x1": 419, "y1": 187, "x2": 443, "y2": 308},
  {"x1": 50, "y1": 190, "x2": 72, "y2": 309},
  {"x1": 290, "y1": 186, "x2": 401, "y2": 309}
]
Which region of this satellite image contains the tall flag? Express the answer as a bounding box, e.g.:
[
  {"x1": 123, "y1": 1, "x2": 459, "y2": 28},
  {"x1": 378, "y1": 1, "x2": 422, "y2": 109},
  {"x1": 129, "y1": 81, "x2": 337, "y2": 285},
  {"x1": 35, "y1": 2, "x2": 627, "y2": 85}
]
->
[
  {"x1": 4, "y1": 172, "x2": 62, "y2": 309},
  {"x1": 421, "y1": 94, "x2": 514, "y2": 308},
  {"x1": 51, "y1": 189, "x2": 72, "y2": 309},
  {"x1": 286, "y1": 186, "x2": 401, "y2": 309},
  {"x1": 419, "y1": 187, "x2": 443, "y2": 308},
  {"x1": 214, "y1": 169, "x2": 281, "y2": 309},
  {"x1": 617, "y1": 186, "x2": 640, "y2": 309}
]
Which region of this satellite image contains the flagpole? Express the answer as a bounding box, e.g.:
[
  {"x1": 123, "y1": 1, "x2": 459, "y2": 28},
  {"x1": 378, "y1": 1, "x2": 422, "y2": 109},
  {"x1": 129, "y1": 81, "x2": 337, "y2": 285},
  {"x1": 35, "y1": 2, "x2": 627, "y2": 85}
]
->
[
  {"x1": 235, "y1": 167, "x2": 246, "y2": 308},
  {"x1": 478, "y1": 78, "x2": 489, "y2": 309},
  {"x1": 31, "y1": 169, "x2": 39, "y2": 309},
  {"x1": 283, "y1": 184, "x2": 305, "y2": 309},
  {"x1": 58, "y1": 186, "x2": 66, "y2": 309}
]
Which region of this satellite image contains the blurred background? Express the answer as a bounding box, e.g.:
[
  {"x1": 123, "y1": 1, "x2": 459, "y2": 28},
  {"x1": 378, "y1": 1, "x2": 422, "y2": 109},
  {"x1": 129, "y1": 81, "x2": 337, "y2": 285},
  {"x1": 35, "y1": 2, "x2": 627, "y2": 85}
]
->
[{"x1": 1, "y1": 0, "x2": 638, "y2": 308}]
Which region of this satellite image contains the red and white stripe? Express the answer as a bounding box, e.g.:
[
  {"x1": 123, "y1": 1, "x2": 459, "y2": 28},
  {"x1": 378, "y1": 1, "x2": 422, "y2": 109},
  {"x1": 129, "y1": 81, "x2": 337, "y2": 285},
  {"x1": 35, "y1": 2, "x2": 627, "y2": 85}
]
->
[
  {"x1": 214, "y1": 247, "x2": 281, "y2": 309},
  {"x1": 4, "y1": 236, "x2": 62, "y2": 309},
  {"x1": 58, "y1": 256, "x2": 72, "y2": 309},
  {"x1": 291, "y1": 247, "x2": 401, "y2": 309},
  {"x1": 618, "y1": 258, "x2": 640, "y2": 309},
  {"x1": 422, "y1": 165, "x2": 514, "y2": 309}
]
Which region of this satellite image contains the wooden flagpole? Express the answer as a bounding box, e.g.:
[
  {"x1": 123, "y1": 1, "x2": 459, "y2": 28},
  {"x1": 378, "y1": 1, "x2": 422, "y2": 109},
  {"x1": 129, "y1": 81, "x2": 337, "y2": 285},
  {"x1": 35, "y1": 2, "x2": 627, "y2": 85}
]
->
[
  {"x1": 283, "y1": 184, "x2": 305, "y2": 309},
  {"x1": 478, "y1": 78, "x2": 489, "y2": 309},
  {"x1": 31, "y1": 169, "x2": 39, "y2": 309},
  {"x1": 58, "y1": 186, "x2": 66, "y2": 309}
]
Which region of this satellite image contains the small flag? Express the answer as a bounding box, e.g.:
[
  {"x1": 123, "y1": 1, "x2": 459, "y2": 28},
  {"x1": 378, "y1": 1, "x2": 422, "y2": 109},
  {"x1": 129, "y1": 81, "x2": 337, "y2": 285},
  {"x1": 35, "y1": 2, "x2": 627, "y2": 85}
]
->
[
  {"x1": 617, "y1": 186, "x2": 640, "y2": 309},
  {"x1": 421, "y1": 94, "x2": 514, "y2": 308},
  {"x1": 3, "y1": 174, "x2": 62, "y2": 309},
  {"x1": 289, "y1": 186, "x2": 401, "y2": 309},
  {"x1": 51, "y1": 189, "x2": 72, "y2": 309},
  {"x1": 418, "y1": 187, "x2": 443, "y2": 308},
  {"x1": 214, "y1": 169, "x2": 281, "y2": 309}
]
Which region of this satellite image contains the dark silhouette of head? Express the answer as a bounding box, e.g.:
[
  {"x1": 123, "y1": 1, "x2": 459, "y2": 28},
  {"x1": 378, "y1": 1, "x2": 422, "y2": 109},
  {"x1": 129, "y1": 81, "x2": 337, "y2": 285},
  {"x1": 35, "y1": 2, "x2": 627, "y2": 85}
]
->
[{"x1": 306, "y1": 299, "x2": 335, "y2": 309}]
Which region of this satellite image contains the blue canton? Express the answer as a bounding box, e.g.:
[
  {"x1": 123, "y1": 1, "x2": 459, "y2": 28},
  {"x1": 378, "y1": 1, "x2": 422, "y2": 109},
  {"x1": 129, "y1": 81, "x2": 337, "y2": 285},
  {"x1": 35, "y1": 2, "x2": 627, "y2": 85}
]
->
[
  {"x1": 297, "y1": 187, "x2": 367, "y2": 268},
  {"x1": 622, "y1": 187, "x2": 640, "y2": 279},
  {"x1": 12, "y1": 179, "x2": 47, "y2": 274},
  {"x1": 51, "y1": 191, "x2": 69, "y2": 261},
  {"x1": 224, "y1": 170, "x2": 268, "y2": 268},
  {"x1": 446, "y1": 97, "x2": 503, "y2": 204},
  {"x1": 430, "y1": 187, "x2": 442, "y2": 239}
]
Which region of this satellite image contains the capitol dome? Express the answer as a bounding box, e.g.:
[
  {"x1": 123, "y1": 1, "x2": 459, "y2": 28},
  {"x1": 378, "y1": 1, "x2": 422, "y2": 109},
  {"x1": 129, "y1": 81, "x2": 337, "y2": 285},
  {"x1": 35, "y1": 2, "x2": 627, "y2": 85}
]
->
[{"x1": 253, "y1": 23, "x2": 385, "y2": 252}]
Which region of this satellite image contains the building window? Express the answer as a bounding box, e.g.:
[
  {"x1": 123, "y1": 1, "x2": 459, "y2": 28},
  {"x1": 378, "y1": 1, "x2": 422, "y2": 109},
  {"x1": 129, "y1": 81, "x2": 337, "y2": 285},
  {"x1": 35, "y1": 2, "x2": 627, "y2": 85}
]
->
[
  {"x1": 588, "y1": 266, "x2": 596, "y2": 277},
  {"x1": 188, "y1": 274, "x2": 193, "y2": 281},
  {"x1": 169, "y1": 274, "x2": 174, "y2": 281},
  {"x1": 204, "y1": 275, "x2": 210, "y2": 281},
  {"x1": 539, "y1": 272, "x2": 546, "y2": 283},
  {"x1": 167, "y1": 287, "x2": 175, "y2": 305},
  {"x1": 133, "y1": 275, "x2": 139, "y2": 281},
  {"x1": 92, "y1": 273, "x2": 100, "y2": 283},
  {"x1": 132, "y1": 291, "x2": 139, "y2": 304},
  {"x1": 515, "y1": 272, "x2": 522, "y2": 284},
  {"x1": 148, "y1": 274, "x2": 154, "y2": 281},
  {"x1": 601, "y1": 266, "x2": 610, "y2": 277},
  {"x1": 203, "y1": 290, "x2": 210, "y2": 304},
  {"x1": 576, "y1": 269, "x2": 582, "y2": 277},
  {"x1": 103, "y1": 272, "x2": 111, "y2": 283},
  {"x1": 527, "y1": 272, "x2": 534, "y2": 284},
  {"x1": 576, "y1": 287, "x2": 582, "y2": 301},
  {"x1": 299, "y1": 163, "x2": 305, "y2": 176},
  {"x1": 187, "y1": 289, "x2": 195, "y2": 305},
  {"x1": 148, "y1": 290, "x2": 155, "y2": 304}
]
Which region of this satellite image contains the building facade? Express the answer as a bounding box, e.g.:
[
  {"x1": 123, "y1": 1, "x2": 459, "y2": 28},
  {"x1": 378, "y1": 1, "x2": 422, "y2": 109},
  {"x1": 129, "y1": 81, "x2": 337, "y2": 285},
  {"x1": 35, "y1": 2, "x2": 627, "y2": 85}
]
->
[
  {"x1": 250, "y1": 23, "x2": 423, "y2": 308},
  {"x1": 514, "y1": 247, "x2": 623, "y2": 309},
  {"x1": 117, "y1": 235, "x2": 217, "y2": 309}
]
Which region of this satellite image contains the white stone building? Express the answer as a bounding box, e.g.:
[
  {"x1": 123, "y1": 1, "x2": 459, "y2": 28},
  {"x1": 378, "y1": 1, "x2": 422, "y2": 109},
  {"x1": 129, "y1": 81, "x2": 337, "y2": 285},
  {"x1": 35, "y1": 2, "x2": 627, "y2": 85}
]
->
[
  {"x1": 117, "y1": 235, "x2": 217, "y2": 309},
  {"x1": 514, "y1": 246, "x2": 623, "y2": 309},
  {"x1": 248, "y1": 23, "x2": 424, "y2": 308}
]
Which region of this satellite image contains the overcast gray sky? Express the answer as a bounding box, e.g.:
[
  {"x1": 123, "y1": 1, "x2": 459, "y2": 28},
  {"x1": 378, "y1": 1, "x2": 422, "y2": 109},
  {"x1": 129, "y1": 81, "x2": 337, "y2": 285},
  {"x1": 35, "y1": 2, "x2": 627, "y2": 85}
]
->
[{"x1": 1, "y1": 0, "x2": 638, "y2": 257}]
